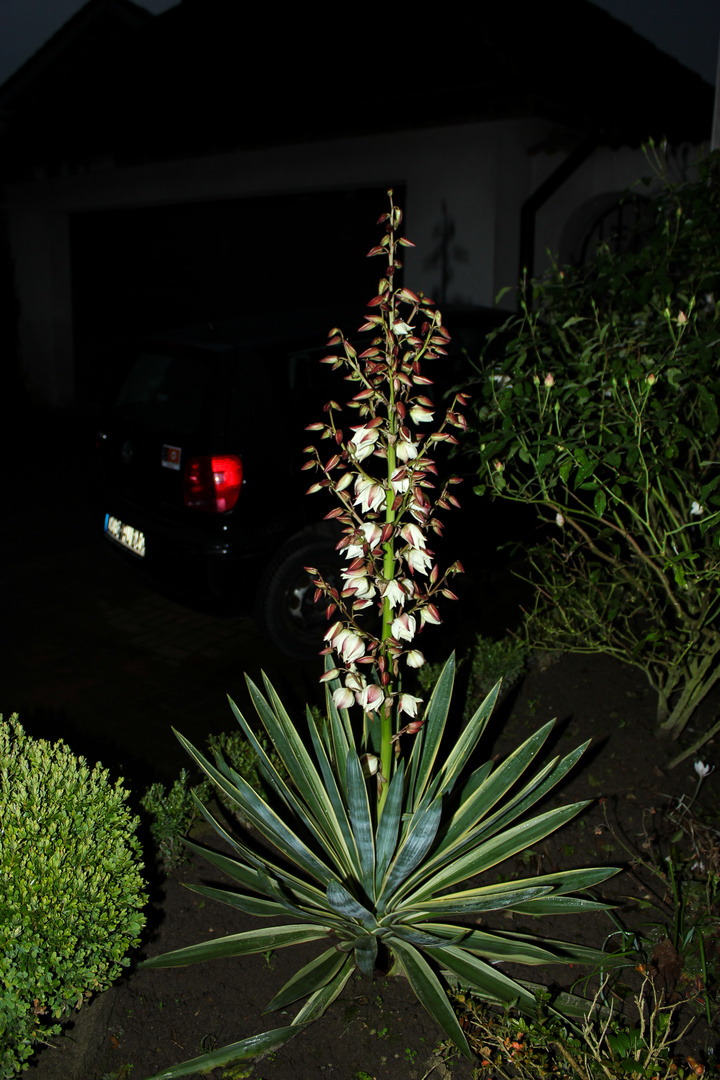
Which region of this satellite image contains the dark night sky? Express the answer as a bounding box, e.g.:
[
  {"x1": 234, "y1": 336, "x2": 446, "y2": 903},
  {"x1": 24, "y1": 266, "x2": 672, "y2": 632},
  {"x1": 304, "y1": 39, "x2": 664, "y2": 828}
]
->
[
  {"x1": 1, "y1": 0, "x2": 719, "y2": 89},
  {"x1": 0, "y1": 0, "x2": 177, "y2": 86}
]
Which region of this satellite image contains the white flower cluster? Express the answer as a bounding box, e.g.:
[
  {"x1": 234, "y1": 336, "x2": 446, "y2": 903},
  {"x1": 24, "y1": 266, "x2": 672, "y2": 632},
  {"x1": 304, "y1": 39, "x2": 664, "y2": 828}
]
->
[{"x1": 302, "y1": 204, "x2": 467, "y2": 737}]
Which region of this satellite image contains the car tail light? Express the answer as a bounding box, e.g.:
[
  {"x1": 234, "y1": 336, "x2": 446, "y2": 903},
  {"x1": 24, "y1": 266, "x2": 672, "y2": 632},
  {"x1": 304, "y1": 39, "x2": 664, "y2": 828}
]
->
[{"x1": 183, "y1": 454, "x2": 243, "y2": 513}]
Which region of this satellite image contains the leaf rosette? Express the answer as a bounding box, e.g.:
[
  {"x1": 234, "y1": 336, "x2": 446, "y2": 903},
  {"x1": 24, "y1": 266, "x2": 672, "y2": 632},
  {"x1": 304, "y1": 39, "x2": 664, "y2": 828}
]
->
[{"x1": 139, "y1": 656, "x2": 619, "y2": 1078}]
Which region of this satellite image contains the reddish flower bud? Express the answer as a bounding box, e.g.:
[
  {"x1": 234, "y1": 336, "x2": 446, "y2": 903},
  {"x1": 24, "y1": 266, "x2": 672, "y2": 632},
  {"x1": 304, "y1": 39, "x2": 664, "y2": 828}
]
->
[{"x1": 380, "y1": 522, "x2": 394, "y2": 543}]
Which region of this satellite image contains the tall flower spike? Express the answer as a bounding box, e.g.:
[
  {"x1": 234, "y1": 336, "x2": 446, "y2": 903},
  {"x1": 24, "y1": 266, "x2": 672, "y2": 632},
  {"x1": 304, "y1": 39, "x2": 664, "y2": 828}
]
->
[{"x1": 305, "y1": 190, "x2": 467, "y2": 803}]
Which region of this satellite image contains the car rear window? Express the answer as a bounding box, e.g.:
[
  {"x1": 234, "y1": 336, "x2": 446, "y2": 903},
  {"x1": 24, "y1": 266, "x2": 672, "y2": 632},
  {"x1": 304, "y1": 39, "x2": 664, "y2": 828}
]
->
[{"x1": 114, "y1": 350, "x2": 214, "y2": 434}]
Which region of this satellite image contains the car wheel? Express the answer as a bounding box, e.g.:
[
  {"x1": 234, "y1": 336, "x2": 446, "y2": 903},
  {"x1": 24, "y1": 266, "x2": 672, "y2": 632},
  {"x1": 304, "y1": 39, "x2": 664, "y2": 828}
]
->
[{"x1": 257, "y1": 535, "x2": 341, "y2": 660}]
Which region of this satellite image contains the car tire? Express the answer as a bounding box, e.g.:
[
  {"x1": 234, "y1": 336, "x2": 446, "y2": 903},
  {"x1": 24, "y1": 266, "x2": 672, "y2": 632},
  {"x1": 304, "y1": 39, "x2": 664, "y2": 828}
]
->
[{"x1": 257, "y1": 534, "x2": 341, "y2": 660}]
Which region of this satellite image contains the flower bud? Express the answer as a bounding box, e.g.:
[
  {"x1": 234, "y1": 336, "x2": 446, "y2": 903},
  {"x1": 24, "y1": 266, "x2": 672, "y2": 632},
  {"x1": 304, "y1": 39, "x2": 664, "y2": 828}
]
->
[
  {"x1": 360, "y1": 753, "x2": 380, "y2": 777},
  {"x1": 332, "y1": 687, "x2": 355, "y2": 710},
  {"x1": 420, "y1": 604, "x2": 442, "y2": 626},
  {"x1": 339, "y1": 631, "x2": 366, "y2": 663}
]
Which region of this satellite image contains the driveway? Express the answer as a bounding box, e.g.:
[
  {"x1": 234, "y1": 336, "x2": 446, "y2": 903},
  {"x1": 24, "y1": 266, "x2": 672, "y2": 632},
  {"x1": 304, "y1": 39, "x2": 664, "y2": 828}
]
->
[{"x1": 1, "y1": 403, "x2": 318, "y2": 787}]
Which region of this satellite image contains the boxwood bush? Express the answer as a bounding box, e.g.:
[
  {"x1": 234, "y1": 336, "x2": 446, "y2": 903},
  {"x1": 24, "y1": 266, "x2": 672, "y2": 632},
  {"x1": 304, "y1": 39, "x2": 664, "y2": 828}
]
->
[{"x1": 0, "y1": 715, "x2": 147, "y2": 1077}]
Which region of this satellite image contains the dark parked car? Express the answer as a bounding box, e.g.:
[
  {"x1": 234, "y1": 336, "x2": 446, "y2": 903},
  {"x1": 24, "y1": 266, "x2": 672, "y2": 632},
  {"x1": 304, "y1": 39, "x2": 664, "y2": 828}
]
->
[{"x1": 95, "y1": 307, "x2": 506, "y2": 657}]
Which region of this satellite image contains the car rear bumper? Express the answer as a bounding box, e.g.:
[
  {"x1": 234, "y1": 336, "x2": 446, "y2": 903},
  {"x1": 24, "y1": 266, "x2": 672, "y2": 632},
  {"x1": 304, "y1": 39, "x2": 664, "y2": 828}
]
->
[{"x1": 98, "y1": 494, "x2": 271, "y2": 611}]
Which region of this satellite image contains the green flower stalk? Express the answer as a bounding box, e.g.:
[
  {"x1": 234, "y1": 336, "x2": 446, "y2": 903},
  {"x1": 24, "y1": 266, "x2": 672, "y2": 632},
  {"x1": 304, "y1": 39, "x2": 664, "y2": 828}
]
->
[{"x1": 303, "y1": 192, "x2": 467, "y2": 806}]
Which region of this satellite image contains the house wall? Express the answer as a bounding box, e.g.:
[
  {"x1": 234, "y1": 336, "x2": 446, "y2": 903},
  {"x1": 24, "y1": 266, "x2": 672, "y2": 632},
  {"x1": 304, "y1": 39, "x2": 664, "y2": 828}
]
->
[
  {"x1": 535, "y1": 141, "x2": 706, "y2": 272},
  {"x1": 5, "y1": 118, "x2": 664, "y2": 405}
]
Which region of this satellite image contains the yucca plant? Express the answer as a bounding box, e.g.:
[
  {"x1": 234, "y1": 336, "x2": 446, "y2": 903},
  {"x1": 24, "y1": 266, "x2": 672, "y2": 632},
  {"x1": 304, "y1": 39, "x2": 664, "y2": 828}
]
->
[{"x1": 139, "y1": 193, "x2": 619, "y2": 1079}]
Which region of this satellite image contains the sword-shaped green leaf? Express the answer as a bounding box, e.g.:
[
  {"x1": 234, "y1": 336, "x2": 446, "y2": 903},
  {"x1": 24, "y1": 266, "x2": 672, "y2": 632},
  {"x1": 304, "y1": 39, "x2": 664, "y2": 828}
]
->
[
  {"x1": 410, "y1": 654, "x2": 455, "y2": 810},
  {"x1": 434, "y1": 719, "x2": 556, "y2": 853},
  {"x1": 264, "y1": 947, "x2": 349, "y2": 1014},
  {"x1": 188, "y1": 803, "x2": 331, "y2": 911},
  {"x1": 400, "y1": 802, "x2": 588, "y2": 904},
  {"x1": 390, "y1": 925, "x2": 464, "y2": 948},
  {"x1": 175, "y1": 729, "x2": 337, "y2": 887},
  {"x1": 306, "y1": 703, "x2": 362, "y2": 879},
  {"x1": 431, "y1": 679, "x2": 501, "y2": 800},
  {"x1": 223, "y1": 696, "x2": 292, "y2": 805},
  {"x1": 468, "y1": 742, "x2": 589, "y2": 842},
  {"x1": 388, "y1": 936, "x2": 472, "y2": 1058},
  {"x1": 374, "y1": 762, "x2": 405, "y2": 895},
  {"x1": 245, "y1": 678, "x2": 356, "y2": 871},
  {"x1": 186, "y1": 883, "x2": 289, "y2": 919},
  {"x1": 410, "y1": 866, "x2": 617, "y2": 918},
  {"x1": 403, "y1": 884, "x2": 552, "y2": 916},
  {"x1": 327, "y1": 880, "x2": 377, "y2": 927},
  {"x1": 345, "y1": 748, "x2": 375, "y2": 896},
  {"x1": 377, "y1": 797, "x2": 442, "y2": 909},
  {"x1": 507, "y1": 895, "x2": 615, "y2": 915},
  {"x1": 292, "y1": 954, "x2": 355, "y2": 1023},
  {"x1": 454, "y1": 759, "x2": 494, "y2": 808},
  {"x1": 244, "y1": 679, "x2": 336, "y2": 831},
  {"x1": 260, "y1": 872, "x2": 349, "y2": 933},
  {"x1": 354, "y1": 934, "x2": 378, "y2": 976},
  {"x1": 420, "y1": 921, "x2": 627, "y2": 967},
  {"x1": 181, "y1": 835, "x2": 274, "y2": 899},
  {"x1": 498, "y1": 865, "x2": 618, "y2": 896},
  {"x1": 407, "y1": 718, "x2": 424, "y2": 810},
  {"x1": 426, "y1": 944, "x2": 539, "y2": 1010},
  {"x1": 142, "y1": 1023, "x2": 306, "y2": 1080},
  {"x1": 140, "y1": 923, "x2": 330, "y2": 969}
]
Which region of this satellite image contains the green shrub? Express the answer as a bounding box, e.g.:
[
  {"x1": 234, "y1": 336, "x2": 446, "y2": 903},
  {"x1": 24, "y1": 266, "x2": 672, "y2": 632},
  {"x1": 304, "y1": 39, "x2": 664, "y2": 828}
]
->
[
  {"x1": 140, "y1": 768, "x2": 210, "y2": 872},
  {"x1": 470, "y1": 145, "x2": 720, "y2": 767},
  {"x1": 140, "y1": 729, "x2": 287, "y2": 873},
  {"x1": 0, "y1": 715, "x2": 147, "y2": 1077},
  {"x1": 207, "y1": 727, "x2": 287, "y2": 809},
  {"x1": 449, "y1": 977, "x2": 696, "y2": 1080}
]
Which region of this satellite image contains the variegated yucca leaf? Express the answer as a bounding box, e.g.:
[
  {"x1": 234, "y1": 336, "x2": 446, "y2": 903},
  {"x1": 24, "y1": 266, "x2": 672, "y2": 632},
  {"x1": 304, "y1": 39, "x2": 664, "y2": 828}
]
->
[{"x1": 139, "y1": 654, "x2": 621, "y2": 1078}]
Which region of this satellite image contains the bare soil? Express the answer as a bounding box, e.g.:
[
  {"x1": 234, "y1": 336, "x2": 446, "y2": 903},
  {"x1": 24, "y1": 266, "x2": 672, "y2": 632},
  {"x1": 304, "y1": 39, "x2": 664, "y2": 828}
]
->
[{"x1": 26, "y1": 651, "x2": 720, "y2": 1080}]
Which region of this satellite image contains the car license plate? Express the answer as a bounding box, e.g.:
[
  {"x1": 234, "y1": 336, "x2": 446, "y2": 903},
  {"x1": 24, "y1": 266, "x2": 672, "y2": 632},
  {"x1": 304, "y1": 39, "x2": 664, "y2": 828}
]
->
[{"x1": 105, "y1": 513, "x2": 146, "y2": 557}]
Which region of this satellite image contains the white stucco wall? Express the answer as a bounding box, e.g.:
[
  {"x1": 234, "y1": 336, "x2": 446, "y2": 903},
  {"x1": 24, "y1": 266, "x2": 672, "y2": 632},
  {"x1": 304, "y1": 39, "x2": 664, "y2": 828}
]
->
[
  {"x1": 534, "y1": 141, "x2": 706, "y2": 273},
  {"x1": 5, "y1": 118, "x2": 690, "y2": 404}
]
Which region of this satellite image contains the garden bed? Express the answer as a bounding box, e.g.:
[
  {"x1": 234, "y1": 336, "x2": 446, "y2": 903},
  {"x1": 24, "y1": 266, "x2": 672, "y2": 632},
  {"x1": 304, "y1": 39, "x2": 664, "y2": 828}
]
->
[{"x1": 27, "y1": 652, "x2": 719, "y2": 1080}]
